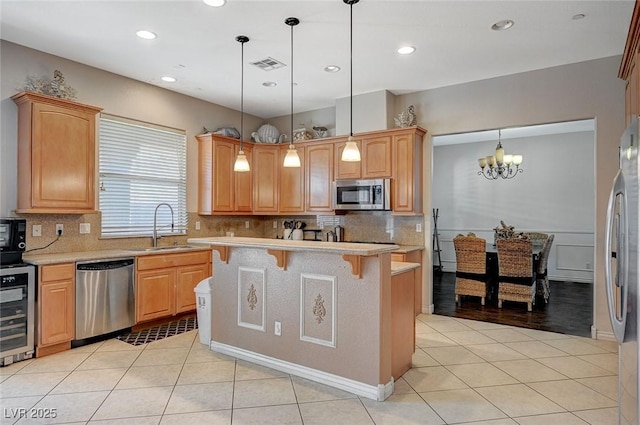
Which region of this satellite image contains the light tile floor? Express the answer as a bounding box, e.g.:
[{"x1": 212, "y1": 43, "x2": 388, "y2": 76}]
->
[{"x1": 0, "y1": 314, "x2": 620, "y2": 425}]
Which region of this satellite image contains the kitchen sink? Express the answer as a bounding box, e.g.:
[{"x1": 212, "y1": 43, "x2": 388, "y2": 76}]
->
[{"x1": 128, "y1": 245, "x2": 197, "y2": 252}]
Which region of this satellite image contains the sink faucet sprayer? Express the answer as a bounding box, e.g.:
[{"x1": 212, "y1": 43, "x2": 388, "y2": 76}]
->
[{"x1": 153, "y1": 203, "x2": 174, "y2": 247}]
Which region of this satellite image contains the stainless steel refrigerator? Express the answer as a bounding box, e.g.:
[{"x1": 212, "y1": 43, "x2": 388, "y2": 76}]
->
[{"x1": 606, "y1": 115, "x2": 640, "y2": 425}]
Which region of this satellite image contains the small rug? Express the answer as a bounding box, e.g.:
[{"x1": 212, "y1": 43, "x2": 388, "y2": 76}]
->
[{"x1": 117, "y1": 317, "x2": 198, "y2": 346}]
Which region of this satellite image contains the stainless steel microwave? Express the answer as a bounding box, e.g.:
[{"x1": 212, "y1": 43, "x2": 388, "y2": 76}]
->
[{"x1": 333, "y1": 179, "x2": 391, "y2": 211}]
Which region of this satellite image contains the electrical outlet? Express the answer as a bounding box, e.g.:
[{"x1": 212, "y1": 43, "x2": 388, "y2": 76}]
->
[
  {"x1": 245, "y1": 221, "x2": 250, "y2": 229},
  {"x1": 274, "y1": 321, "x2": 282, "y2": 336},
  {"x1": 195, "y1": 221, "x2": 201, "y2": 230},
  {"x1": 79, "y1": 223, "x2": 91, "y2": 234},
  {"x1": 586, "y1": 262, "x2": 592, "y2": 270},
  {"x1": 416, "y1": 223, "x2": 422, "y2": 233},
  {"x1": 55, "y1": 224, "x2": 64, "y2": 236},
  {"x1": 273, "y1": 220, "x2": 277, "y2": 229},
  {"x1": 32, "y1": 224, "x2": 42, "y2": 237}
]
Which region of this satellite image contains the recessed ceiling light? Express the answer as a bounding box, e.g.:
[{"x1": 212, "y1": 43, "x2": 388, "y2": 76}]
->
[
  {"x1": 263, "y1": 81, "x2": 277, "y2": 87},
  {"x1": 161, "y1": 76, "x2": 177, "y2": 83},
  {"x1": 397, "y1": 46, "x2": 416, "y2": 55},
  {"x1": 572, "y1": 13, "x2": 586, "y2": 20},
  {"x1": 324, "y1": 65, "x2": 341, "y2": 73},
  {"x1": 136, "y1": 30, "x2": 157, "y2": 40},
  {"x1": 491, "y1": 19, "x2": 514, "y2": 31},
  {"x1": 203, "y1": 0, "x2": 226, "y2": 6}
]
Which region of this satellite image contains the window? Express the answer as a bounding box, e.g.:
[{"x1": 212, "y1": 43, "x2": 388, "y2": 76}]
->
[{"x1": 99, "y1": 115, "x2": 187, "y2": 238}]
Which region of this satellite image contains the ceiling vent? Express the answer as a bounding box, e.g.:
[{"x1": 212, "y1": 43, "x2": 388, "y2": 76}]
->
[{"x1": 251, "y1": 57, "x2": 286, "y2": 71}]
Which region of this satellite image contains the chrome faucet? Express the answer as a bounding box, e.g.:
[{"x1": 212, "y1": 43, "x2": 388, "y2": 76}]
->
[{"x1": 153, "y1": 203, "x2": 174, "y2": 247}]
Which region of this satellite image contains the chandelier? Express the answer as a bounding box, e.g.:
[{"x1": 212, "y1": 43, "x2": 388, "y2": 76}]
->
[{"x1": 478, "y1": 130, "x2": 523, "y2": 180}]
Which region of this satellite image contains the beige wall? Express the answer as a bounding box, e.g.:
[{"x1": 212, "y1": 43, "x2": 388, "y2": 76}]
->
[
  {"x1": 397, "y1": 56, "x2": 625, "y2": 338},
  {"x1": 0, "y1": 40, "x2": 264, "y2": 216}
]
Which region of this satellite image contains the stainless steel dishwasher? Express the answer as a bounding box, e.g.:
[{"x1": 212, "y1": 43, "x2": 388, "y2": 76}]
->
[{"x1": 75, "y1": 258, "x2": 135, "y2": 340}]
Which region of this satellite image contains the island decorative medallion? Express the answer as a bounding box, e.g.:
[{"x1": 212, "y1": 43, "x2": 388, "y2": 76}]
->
[
  {"x1": 313, "y1": 294, "x2": 326, "y2": 324},
  {"x1": 300, "y1": 273, "x2": 336, "y2": 348},
  {"x1": 238, "y1": 267, "x2": 266, "y2": 332},
  {"x1": 247, "y1": 284, "x2": 258, "y2": 310}
]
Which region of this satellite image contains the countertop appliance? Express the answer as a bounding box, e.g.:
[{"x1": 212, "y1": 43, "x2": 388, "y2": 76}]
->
[
  {"x1": 333, "y1": 178, "x2": 391, "y2": 211},
  {"x1": 0, "y1": 218, "x2": 27, "y2": 265},
  {"x1": 75, "y1": 258, "x2": 135, "y2": 341},
  {"x1": 0, "y1": 263, "x2": 35, "y2": 366},
  {"x1": 605, "y1": 115, "x2": 640, "y2": 425}
]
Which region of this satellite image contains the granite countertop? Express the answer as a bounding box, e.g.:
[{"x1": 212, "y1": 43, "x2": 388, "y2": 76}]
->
[
  {"x1": 393, "y1": 245, "x2": 424, "y2": 254},
  {"x1": 23, "y1": 245, "x2": 211, "y2": 265},
  {"x1": 187, "y1": 236, "x2": 399, "y2": 256},
  {"x1": 391, "y1": 261, "x2": 421, "y2": 276}
]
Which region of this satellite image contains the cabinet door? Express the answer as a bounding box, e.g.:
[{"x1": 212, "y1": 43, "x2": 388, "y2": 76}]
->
[
  {"x1": 306, "y1": 143, "x2": 334, "y2": 212},
  {"x1": 279, "y1": 145, "x2": 305, "y2": 212},
  {"x1": 392, "y1": 132, "x2": 422, "y2": 213},
  {"x1": 175, "y1": 264, "x2": 209, "y2": 314},
  {"x1": 362, "y1": 136, "x2": 392, "y2": 178},
  {"x1": 253, "y1": 146, "x2": 279, "y2": 213},
  {"x1": 334, "y1": 139, "x2": 362, "y2": 180},
  {"x1": 212, "y1": 139, "x2": 236, "y2": 212},
  {"x1": 136, "y1": 269, "x2": 175, "y2": 323},
  {"x1": 235, "y1": 144, "x2": 253, "y2": 212},
  {"x1": 39, "y1": 280, "x2": 75, "y2": 346}
]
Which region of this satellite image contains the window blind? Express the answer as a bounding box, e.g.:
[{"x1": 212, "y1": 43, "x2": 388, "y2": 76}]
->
[{"x1": 99, "y1": 116, "x2": 187, "y2": 238}]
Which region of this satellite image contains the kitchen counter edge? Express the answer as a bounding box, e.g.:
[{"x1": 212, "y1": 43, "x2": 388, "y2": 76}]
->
[
  {"x1": 187, "y1": 236, "x2": 399, "y2": 255},
  {"x1": 23, "y1": 245, "x2": 211, "y2": 265}
]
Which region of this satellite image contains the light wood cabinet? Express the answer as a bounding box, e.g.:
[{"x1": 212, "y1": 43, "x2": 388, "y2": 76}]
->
[
  {"x1": 391, "y1": 267, "x2": 415, "y2": 379},
  {"x1": 362, "y1": 135, "x2": 392, "y2": 178},
  {"x1": 197, "y1": 133, "x2": 253, "y2": 214},
  {"x1": 620, "y1": 1, "x2": 640, "y2": 125},
  {"x1": 12, "y1": 92, "x2": 102, "y2": 214},
  {"x1": 279, "y1": 145, "x2": 306, "y2": 213},
  {"x1": 253, "y1": 145, "x2": 279, "y2": 213},
  {"x1": 392, "y1": 128, "x2": 425, "y2": 214},
  {"x1": 136, "y1": 251, "x2": 211, "y2": 323},
  {"x1": 306, "y1": 142, "x2": 334, "y2": 212},
  {"x1": 334, "y1": 138, "x2": 362, "y2": 180},
  {"x1": 391, "y1": 249, "x2": 424, "y2": 315},
  {"x1": 37, "y1": 263, "x2": 75, "y2": 356}
]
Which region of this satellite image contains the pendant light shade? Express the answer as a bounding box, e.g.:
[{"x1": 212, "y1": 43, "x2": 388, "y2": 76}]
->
[
  {"x1": 283, "y1": 17, "x2": 301, "y2": 168},
  {"x1": 341, "y1": 0, "x2": 361, "y2": 162},
  {"x1": 234, "y1": 35, "x2": 251, "y2": 172}
]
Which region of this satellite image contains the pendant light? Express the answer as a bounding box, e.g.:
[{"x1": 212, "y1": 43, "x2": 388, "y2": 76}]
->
[
  {"x1": 283, "y1": 17, "x2": 301, "y2": 168},
  {"x1": 341, "y1": 0, "x2": 361, "y2": 162},
  {"x1": 234, "y1": 35, "x2": 251, "y2": 172}
]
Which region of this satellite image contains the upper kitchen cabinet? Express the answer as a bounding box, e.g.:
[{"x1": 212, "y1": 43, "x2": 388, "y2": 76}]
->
[
  {"x1": 197, "y1": 133, "x2": 252, "y2": 215},
  {"x1": 362, "y1": 135, "x2": 392, "y2": 178},
  {"x1": 253, "y1": 145, "x2": 279, "y2": 213},
  {"x1": 12, "y1": 92, "x2": 102, "y2": 214},
  {"x1": 279, "y1": 145, "x2": 306, "y2": 213},
  {"x1": 334, "y1": 137, "x2": 362, "y2": 180},
  {"x1": 392, "y1": 127, "x2": 426, "y2": 215},
  {"x1": 306, "y1": 142, "x2": 334, "y2": 212},
  {"x1": 620, "y1": 1, "x2": 640, "y2": 125}
]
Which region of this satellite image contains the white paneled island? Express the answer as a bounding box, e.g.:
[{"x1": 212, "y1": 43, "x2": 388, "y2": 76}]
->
[{"x1": 187, "y1": 236, "x2": 414, "y2": 401}]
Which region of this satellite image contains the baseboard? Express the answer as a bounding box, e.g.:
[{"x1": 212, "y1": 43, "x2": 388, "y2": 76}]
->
[
  {"x1": 423, "y1": 304, "x2": 434, "y2": 314},
  {"x1": 592, "y1": 326, "x2": 616, "y2": 342},
  {"x1": 209, "y1": 340, "x2": 394, "y2": 401}
]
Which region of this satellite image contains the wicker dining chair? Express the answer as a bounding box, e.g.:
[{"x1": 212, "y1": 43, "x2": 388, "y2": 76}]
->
[
  {"x1": 496, "y1": 238, "x2": 537, "y2": 311},
  {"x1": 453, "y1": 235, "x2": 489, "y2": 305},
  {"x1": 535, "y1": 234, "x2": 555, "y2": 303}
]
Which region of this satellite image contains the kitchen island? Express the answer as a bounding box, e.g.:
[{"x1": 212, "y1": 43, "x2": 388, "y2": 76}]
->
[{"x1": 187, "y1": 236, "x2": 411, "y2": 401}]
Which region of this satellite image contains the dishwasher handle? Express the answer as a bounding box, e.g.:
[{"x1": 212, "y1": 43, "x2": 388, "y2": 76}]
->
[{"x1": 76, "y1": 258, "x2": 134, "y2": 271}]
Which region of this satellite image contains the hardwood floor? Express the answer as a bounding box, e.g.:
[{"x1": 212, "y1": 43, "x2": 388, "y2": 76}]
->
[{"x1": 433, "y1": 271, "x2": 593, "y2": 337}]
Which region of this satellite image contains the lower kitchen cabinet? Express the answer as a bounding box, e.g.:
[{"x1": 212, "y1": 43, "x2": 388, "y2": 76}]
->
[
  {"x1": 37, "y1": 262, "x2": 75, "y2": 357},
  {"x1": 135, "y1": 250, "x2": 211, "y2": 324},
  {"x1": 391, "y1": 249, "x2": 424, "y2": 316}
]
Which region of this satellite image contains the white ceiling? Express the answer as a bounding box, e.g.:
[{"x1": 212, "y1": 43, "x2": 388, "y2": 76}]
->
[{"x1": 1, "y1": 0, "x2": 634, "y2": 119}]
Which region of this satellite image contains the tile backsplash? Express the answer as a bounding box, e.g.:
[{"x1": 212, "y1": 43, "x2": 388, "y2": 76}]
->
[{"x1": 18, "y1": 211, "x2": 424, "y2": 255}]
